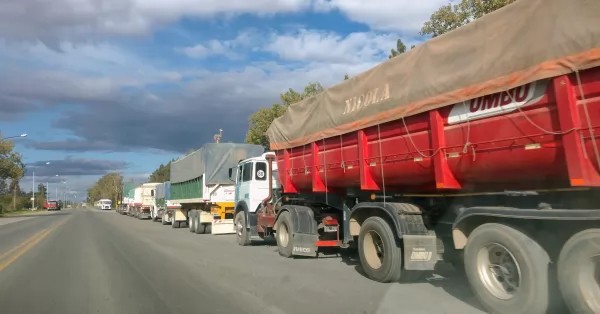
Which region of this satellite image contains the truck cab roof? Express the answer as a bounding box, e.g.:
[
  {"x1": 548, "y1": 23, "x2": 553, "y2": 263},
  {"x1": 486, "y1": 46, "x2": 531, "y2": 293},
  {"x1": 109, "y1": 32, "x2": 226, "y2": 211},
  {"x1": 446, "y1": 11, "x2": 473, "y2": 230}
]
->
[{"x1": 239, "y1": 152, "x2": 276, "y2": 165}]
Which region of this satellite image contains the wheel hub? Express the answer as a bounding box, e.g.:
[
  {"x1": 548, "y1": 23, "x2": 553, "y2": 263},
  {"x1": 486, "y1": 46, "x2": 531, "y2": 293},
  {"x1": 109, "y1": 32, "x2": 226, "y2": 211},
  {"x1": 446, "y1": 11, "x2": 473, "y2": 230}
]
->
[
  {"x1": 578, "y1": 254, "x2": 600, "y2": 311},
  {"x1": 363, "y1": 230, "x2": 384, "y2": 269},
  {"x1": 476, "y1": 242, "x2": 522, "y2": 300},
  {"x1": 278, "y1": 223, "x2": 289, "y2": 247},
  {"x1": 236, "y1": 220, "x2": 244, "y2": 237}
]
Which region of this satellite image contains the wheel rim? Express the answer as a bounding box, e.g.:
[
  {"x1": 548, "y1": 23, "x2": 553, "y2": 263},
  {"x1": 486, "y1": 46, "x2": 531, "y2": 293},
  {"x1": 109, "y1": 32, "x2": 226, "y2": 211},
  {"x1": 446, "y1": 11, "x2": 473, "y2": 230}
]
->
[
  {"x1": 578, "y1": 254, "x2": 600, "y2": 311},
  {"x1": 278, "y1": 222, "x2": 289, "y2": 247},
  {"x1": 476, "y1": 242, "x2": 522, "y2": 300},
  {"x1": 236, "y1": 219, "x2": 244, "y2": 237},
  {"x1": 363, "y1": 230, "x2": 384, "y2": 269}
]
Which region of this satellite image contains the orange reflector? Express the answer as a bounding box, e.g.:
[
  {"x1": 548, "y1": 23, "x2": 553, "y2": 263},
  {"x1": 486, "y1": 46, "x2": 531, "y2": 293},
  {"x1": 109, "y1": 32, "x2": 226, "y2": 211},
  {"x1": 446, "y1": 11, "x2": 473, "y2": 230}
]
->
[
  {"x1": 316, "y1": 240, "x2": 340, "y2": 247},
  {"x1": 571, "y1": 178, "x2": 585, "y2": 185},
  {"x1": 324, "y1": 219, "x2": 339, "y2": 226}
]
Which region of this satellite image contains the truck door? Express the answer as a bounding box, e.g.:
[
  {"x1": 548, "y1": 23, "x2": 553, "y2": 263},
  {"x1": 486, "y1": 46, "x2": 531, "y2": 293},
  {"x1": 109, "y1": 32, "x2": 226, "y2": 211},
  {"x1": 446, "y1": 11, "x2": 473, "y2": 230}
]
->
[
  {"x1": 238, "y1": 162, "x2": 253, "y2": 210},
  {"x1": 234, "y1": 164, "x2": 242, "y2": 206}
]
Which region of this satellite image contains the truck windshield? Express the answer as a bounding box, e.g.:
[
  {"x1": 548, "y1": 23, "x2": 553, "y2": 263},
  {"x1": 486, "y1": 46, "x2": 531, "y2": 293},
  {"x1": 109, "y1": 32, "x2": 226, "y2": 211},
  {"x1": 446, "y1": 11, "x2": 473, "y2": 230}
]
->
[{"x1": 102, "y1": 200, "x2": 112, "y2": 204}]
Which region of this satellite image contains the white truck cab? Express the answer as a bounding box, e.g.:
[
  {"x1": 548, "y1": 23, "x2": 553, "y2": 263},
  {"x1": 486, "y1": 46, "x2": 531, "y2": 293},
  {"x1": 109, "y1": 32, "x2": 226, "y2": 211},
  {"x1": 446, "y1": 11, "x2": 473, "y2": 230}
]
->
[
  {"x1": 99, "y1": 199, "x2": 112, "y2": 210},
  {"x1": 229, "y1": 152, "x2": 280, "y2": 243}
]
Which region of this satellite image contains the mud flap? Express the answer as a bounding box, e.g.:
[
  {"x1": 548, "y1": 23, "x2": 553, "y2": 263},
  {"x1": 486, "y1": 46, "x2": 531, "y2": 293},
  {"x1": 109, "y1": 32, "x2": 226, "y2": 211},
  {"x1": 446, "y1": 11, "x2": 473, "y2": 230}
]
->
[
  {"x1": 403, "y1": 233, "x2": 438, "y2": 270},
  {"x1": 291, "y1": 233, "x2": 318, "y2": 257},
  {"x1": 211, "y1": 219, "x2": 235, "y2": 235},
  {"x1": 174, "y1": 209, "x2": 187, "y2": 222}
]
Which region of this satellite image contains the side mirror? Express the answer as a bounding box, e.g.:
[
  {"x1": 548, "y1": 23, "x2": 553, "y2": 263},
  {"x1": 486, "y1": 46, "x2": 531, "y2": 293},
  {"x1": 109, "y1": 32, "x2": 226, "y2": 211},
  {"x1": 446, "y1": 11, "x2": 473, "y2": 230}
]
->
[{"x1": 228, "y1": 168, "x2": 234, "y2": 181}]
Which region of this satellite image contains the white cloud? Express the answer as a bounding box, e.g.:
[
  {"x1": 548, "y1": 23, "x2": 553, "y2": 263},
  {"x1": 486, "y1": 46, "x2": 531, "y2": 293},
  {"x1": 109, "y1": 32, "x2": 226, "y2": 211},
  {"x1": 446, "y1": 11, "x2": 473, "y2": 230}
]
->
[
  {"x1": 0, "y1": 0, "x2": 313, "y2": 48},
  {"x1": 176, "y1": 30, "x2": 260, "y2": 59},
  {"x1": 0, "y1": 0, "x2": 449, "y2": 50},
  {"x1": 313, "y1": 0, "x2": 450, "y2": 33},
  {"x1": 0, "y1": 25, "x2": 412, "y2": 151},
  {"x1": 177, "y1": 40, "x2": 233, "y2": 59},
  {"x1": 264, "y1": 29, "x2": 403, "y2": 64}
]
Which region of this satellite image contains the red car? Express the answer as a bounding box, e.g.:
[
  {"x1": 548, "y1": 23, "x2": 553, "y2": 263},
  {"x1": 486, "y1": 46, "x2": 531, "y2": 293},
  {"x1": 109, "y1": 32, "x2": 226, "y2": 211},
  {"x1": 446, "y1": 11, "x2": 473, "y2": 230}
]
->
[{"x1": 44, "y1": 201, "x2": 61, "y2": 211}]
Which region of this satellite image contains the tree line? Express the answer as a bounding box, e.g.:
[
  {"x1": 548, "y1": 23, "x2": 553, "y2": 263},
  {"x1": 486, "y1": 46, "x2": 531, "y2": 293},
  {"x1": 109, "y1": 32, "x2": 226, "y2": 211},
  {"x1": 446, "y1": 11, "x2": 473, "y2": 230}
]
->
[{"x1": 143, "y1": 0, "x2": 515, "y2": 181}]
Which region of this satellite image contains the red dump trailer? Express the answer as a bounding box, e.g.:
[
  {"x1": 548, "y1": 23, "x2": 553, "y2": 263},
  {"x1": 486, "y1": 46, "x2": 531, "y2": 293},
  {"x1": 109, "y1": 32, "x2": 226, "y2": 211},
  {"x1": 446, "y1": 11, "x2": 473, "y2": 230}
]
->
[{"x1": 256, "y1": 1, "x2": 600, "y2": 313}]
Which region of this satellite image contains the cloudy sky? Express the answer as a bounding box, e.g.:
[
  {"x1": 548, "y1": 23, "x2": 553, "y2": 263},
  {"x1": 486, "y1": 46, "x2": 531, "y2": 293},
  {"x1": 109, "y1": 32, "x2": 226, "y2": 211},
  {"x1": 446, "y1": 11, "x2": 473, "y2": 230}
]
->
[{"x1": 1, "y1": 0, "x2": 451, "y2": 200}]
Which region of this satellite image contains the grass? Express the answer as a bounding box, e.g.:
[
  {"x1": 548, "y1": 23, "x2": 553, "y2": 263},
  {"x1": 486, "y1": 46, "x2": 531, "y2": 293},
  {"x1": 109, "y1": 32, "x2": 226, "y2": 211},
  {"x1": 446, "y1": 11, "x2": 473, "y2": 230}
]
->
[
  {"x1": 0, "y1": 209, "x2": 34, "y2": 217},
  {"x1": 0, "y1": 208, "x2": 75, "y2": 217}
]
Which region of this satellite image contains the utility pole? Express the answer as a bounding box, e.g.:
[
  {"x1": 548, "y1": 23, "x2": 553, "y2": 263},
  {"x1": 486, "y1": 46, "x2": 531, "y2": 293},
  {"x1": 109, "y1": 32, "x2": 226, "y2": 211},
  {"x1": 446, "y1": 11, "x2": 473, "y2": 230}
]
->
[{"x1": 31, "y1": 162, "x2": 50, "y2": 211}]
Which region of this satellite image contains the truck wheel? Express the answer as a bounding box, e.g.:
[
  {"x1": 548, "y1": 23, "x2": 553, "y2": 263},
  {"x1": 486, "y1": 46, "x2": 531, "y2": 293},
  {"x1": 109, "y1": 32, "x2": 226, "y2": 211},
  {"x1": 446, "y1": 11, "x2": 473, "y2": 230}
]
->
[
  {"x1": 358, "y1": 216, "x2": 403, "y2": 283},
  {"x1": 161, "y1": 213, "x2": 168, "y2": 225},
  {"x1": 275, "y1": 211, "x2": 294, "y2": 257},
  {"x1": 189, "y1": 210, "x2": 197, "y2": 233},
  {"x1": 464, "y1": 223, "x2": 558, "y2": 314},
  {"x1": 235, "y1": 211, "x2": 251, "y2": 246},
  {"x1": 558, "y1": 228, "x2": 600, "y2": 314},
  {"x1": 172, "y1": 220, "x2": 180, "y2": 228}
]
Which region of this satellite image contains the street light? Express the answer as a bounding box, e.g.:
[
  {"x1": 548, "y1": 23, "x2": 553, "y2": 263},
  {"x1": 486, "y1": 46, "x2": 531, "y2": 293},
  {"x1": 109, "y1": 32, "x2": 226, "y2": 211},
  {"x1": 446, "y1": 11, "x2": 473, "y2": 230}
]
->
[
  {"x1": 55, "y1": 177, "x2": 66, "y2": 205},
  {"x1": 31, "y1": 161, "x2": 50, "y2": 211},
  {"x1": 2, "y1": 133, "x2": 28, "y2": 140}
]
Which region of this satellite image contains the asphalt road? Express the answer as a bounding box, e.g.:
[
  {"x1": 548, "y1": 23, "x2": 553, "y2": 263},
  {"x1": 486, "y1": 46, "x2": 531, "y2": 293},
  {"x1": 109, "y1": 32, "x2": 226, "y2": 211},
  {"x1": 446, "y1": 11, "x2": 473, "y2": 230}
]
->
[{"x1": 0, "y1": 208, "x2": 487, "y2": 314}]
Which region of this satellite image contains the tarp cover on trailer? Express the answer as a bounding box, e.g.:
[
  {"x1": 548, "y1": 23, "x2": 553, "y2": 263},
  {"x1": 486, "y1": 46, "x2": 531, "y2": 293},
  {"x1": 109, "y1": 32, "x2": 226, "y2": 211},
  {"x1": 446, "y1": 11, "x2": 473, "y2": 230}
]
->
[
  {"x1": 266, "y1": 0, "x2": 600, "y2": 150},
  {"x1": 170, "y1": 143, "x2": 264, "y2": 184},
  {"x1": 155, "y1": 182, "x2": 168, "y2": 199}
]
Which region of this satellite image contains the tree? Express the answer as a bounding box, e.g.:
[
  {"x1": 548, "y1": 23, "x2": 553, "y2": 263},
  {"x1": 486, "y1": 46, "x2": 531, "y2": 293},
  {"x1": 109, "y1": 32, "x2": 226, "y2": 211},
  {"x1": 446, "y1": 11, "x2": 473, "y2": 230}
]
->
[
  {"x1": 38, "y1": 183, "x2": 47, "y2": 197},
  {"x1": 420, "y1": 0, "x2": 517, "y2": 38},
  {"x1": 36, "y1": 183, "x2": 47, "y2": 208},
  {"x1": 0, "y1": 135, "x2": 25, "y2": 182},
  {"x1": 0, "y1": 180, "x2": 7, "y2": 195},
  {"x1": 246, "y1": 82, "x2": 324, "y2": 150},
  {"x1": 148, "y1": 161, "x2": 173, "y2": 183},
  {"x1": 388, "y1": 39, "x2": 407, "y2": 59},
  {"x1": 87, "y1": 173, "x2": 123, "y2": 206},
  {"x1": 344, "y1": 74, "x2": 349, "y2": 80}
]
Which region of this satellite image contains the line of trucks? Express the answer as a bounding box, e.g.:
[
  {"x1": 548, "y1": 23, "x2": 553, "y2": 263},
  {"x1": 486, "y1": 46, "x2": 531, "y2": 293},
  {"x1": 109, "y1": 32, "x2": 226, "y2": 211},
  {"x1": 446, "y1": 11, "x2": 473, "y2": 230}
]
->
[{"x1": 114, "y1": 1, "x2": 599, "y2": 313}]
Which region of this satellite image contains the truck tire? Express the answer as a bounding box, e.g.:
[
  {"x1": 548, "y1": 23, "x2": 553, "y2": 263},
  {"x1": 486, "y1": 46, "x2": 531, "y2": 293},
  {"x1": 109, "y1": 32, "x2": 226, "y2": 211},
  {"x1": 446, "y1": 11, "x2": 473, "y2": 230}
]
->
[
  {"x1": 189, "y1": 210, "x2": 197, "y2": 233},
  {"x1": 161, "y1": 213, "x2": 168, "y2": 225},
  {"x1": 235, "y1": 211, "x2": 251, "y2": 246},
  {"x1": 195, "y1": 216, "x2": 205, "y2": 234},
  {"x1": 358, "y1": 216, "x2": 403, "y2": 283},
  {"x1": 557, "y1": 228, "x2": 600, "y2": 314},
  {"x1": 275, "y1": 211, "x2": 294, "y2": 257},
  {"x1": 172, "y1": 220, "x2": 180, "y2": 228},
  {"x1": 464, "y1": 223, "x2": 559, "y2": 314}
]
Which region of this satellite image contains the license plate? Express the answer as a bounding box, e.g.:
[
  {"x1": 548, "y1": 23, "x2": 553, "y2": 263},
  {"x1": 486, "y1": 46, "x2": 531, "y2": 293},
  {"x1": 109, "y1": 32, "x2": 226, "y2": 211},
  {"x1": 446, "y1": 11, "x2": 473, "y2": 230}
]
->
[{"x1": 324, "y1": 226, "x2": 338, "y2": 232}]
